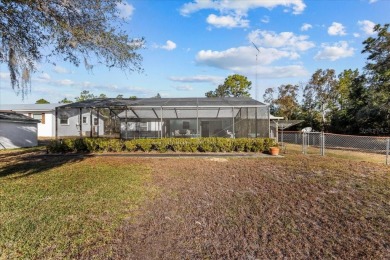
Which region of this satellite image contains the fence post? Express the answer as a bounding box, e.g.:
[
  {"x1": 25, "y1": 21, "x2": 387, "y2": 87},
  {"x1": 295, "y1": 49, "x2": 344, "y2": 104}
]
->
[
  {"x1": 386, "y1": 138, "x2": 389, "y2": 165},
  {"x1": 302, "y1": 133, "x2": 305, "y2": 154},
  {"x1": 321, "y1": 132, "x2": 325, "y2": 156}
]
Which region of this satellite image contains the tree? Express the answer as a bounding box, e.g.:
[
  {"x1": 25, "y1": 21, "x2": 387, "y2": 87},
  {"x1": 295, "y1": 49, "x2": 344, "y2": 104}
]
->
[
  {"x1": 306, "y1": 69, "x2": 337, "y2": 130},
  {"x1": 59, "y1": 98, "x2": 73, "y2": 104},
  {"x1": 262, "y1": 87, "x2": 276, "y2": 114},
  {"x1": 273, "y1": 84, "x2": 301, "y2": 120},
  {"x1": 116, "y1": 94, "x2": 124, "y2": 99},
  {"x1": 35, "y1": 98, "x2": 50, "y2": 104},
  {"x1": 205, "y1": 74, "x2": 251, "y2": 97},
  {"x1": 153, "y1": 93, "x2": 162, "y2": 98},
  {"x1": 0, "y1": 0, "x2": 144, "y2": 98},
  {"x1": 75, "y1": 90, "x2": 96, "y2": 102},
  {"x1": 361, "y1": 24, "x2": 390, "y2": 132}
]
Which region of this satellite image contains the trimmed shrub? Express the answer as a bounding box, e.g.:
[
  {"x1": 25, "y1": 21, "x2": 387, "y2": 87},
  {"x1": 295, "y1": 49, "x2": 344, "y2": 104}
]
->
[{"x1": 47, "y1": 137, "x2": 276, "y2": 154}]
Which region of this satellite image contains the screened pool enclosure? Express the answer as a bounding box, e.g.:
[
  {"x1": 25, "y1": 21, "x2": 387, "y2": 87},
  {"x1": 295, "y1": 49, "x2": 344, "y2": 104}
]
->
[{"x1": 55, "y1": 97, "x2": 270, "y2": 139}]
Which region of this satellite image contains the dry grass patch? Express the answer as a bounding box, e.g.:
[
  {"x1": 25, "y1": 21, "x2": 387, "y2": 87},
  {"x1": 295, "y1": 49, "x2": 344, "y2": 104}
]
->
[{"x1": 102, "y1": 155, "x2": 390, "y2": 259}]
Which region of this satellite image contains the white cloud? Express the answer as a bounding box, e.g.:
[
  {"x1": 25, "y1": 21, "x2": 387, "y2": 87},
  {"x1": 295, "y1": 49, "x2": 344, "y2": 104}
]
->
[
  {"x1": 0, "y1": 72, "x2": 9, "y2": 79},
  {"x1": 38, "y1": 73, "x2": 51, "y2": 80},
  {"x1": 57, "y1": 79, "x2": 75, "y2": 86},
  {"x1": 261, "y1": 16, "x2": 270, "y2": 24},
  {"x1": 206, "y1": 14, "x2": 249, "y2": 28},
  {"x1": 358, "y1": 20, "x2": 376, "y2": 35},
  {"x1": 314, "y1": 41, "x2": 355, "y2": 61},
  {"x1": 300, "y1": 23, "x2": 312, "y2": 31},
  {"x1": 196, "y1": 46, "x2": 299, "y2": 69},
  {"x1": 180, "y1": 0, "x2": 306, "y2": 16},
  {"x1": 169, "y1": 75, "x2": 224, "y2": 84},
  {"x1": 368, "y1": 0, "x2": 378, "y2": 3},
  {"x1": 353, "y1": 33, "x2": 360, "y2": 38},
  {"x1": 328, "y1": 22, "x2": 347, "y2": 36},
  {"x1": 175, "y1": 85, "x2": 194, "y2": 91},
  {"x1": 248, "y1": 30, "x2": 315, "y2": 51},
  {"x1": 53, "y1": 66, "x2": 71, "y2": 74},
  {"x1": 116, "y1": 1, "x2": 135, "y2": 20},
  {"x1": 156, "y1": 40, "x2": 177, "y2": 51}
]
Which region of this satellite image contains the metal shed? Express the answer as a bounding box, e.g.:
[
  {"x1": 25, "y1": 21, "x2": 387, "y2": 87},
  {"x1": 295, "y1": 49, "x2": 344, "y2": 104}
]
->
[
  {"x1": 56, "y1": 97, "x2": 270, "y2": 139},
  {"x1": 0, "y1": 111, "x2": 40, "y2": 149}
]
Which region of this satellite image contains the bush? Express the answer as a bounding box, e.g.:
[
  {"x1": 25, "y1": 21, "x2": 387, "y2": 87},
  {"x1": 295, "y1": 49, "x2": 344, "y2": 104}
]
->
[{"x1": 47, "y1": 137, "x2": 275, "y2": 154}]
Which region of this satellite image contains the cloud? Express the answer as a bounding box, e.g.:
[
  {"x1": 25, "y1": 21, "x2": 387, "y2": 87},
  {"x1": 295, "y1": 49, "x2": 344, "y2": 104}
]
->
[
  {"x1": 248, "y1": 30, "x2": 315, "y2": 51},
  {"x1": 174, "y1": 85, "x2": 194, "y2": 91},
  {"x1": 328, "y1": 22, "x2": 347, "y2": 36},
  {"x1": 180, "y1": 0, "x2": 306, "y2": 16},
  {"x1": 169, "y1": 75, "x2": 224, "y2": 84},
  {"x1": 116, "y1": 1, "x2": 135, "y2": 19},
  {"x1": 261, "y1": 16, "x2": 270, "y2": 24},
  {"x1": 300, "y1": 23, "x2": 312, "y2": 31},
  {"x1": 57, "y1": 79, "x2": 76, "y2": 86},
  {"x1": 155, "y1": 40, "x2": 177, "y2": 51},
  {"x1": 38, "y1": 73, "x2": 51, "y2": 80},
  {"x1": 314, "y1": 41, "x2": 355, "y2": 61},
  {"x1": 368, "y1": 0, "x2": 378, "y2": 3},
  {"x1": 353, "y1": 33, "x2": 360, "y2": 38},
  {"x1": 358, "y1": 20, "x2": 376, "y2": 35},
  {"x1": 196, "y1": 46, "x2": 299, "y2": 69},
  {"x1": 0, "y1": 72, "x2": 9, "y2": 79},
  {"x1": 53, "y1": 65, "x2": 71, "y2": 74},
  {"x1": 206, "y1": 14, "x2": 249, "y2": 28}
]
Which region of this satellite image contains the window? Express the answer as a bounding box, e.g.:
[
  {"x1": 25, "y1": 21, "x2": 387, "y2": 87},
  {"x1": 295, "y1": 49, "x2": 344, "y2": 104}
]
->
[
  {"x1": 183, "y1": 121, "x2": 190, "y2": 129},
  {"x1": 33, "y1": 113, "x2": 45, "y2": 124},
  {"x1": 60, "y1": 115, "x2": 69, "y2": 125},
  {"x1": 93, "y1": 118, "x2": 98, "y2": 125},
  {"x1": 33, "y1": 114, "x2": 42, "y2": 120},
  {"x1": 83, "y1": 117, "x2": 87, "y2": 124}
]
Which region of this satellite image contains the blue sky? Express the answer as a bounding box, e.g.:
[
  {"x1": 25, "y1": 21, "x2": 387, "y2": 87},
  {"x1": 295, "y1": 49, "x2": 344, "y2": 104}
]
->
[{"x1": 0, "y1": 0, "x2": 388, "y2": 104}]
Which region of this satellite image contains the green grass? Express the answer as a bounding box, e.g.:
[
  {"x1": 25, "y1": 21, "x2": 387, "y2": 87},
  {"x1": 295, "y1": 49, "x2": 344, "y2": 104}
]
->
[{"x1": 0, "y1": 156, "x2": 152, "y2": 259}]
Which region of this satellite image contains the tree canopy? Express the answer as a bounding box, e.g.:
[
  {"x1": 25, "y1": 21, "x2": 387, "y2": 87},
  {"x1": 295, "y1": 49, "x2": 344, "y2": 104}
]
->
[
  {"x1": 0, "y1": 0, "x2": 144, "y2": 98},
  {"x1": 205, "y1": 74, "x2": 252, "y2": 98},
  {"x1": 35, "y1": 98, "x2": 50, "y2": 104},
  {"x1": 262, "y1": 23, "x2": 390, "y2": 135}
]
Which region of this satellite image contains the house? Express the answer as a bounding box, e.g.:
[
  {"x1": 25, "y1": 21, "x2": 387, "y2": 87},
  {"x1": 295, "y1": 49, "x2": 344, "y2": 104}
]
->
[
  {"x1": 57, "y1": 97, "x2": 271, "y2": 139},
  {"x1": 0, "y1": 111, "x2": 40, "y2": 149},
  {"x1": 0, "y1": 104, "x2": 104, "y2": 138},
  {"x1": 0, "y1": 104, "x2": 57, "y2": 137}
]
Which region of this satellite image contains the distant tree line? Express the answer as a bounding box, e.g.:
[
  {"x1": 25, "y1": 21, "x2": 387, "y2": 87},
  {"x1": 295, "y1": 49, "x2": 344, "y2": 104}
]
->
[{"x1": 263, "y1": 24, "x2": 390, "y2": 135}]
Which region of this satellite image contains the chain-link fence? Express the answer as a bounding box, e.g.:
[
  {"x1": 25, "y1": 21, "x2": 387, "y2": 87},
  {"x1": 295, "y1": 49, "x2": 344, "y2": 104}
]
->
[{"x1": 279, "y1": 131, "x2": 390, "y2": 165}]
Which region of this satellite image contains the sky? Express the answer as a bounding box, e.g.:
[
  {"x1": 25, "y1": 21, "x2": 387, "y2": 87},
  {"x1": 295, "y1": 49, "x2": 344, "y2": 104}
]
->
[{"x1": 0, "y1": 0, "x2": 389, "y2": 104}]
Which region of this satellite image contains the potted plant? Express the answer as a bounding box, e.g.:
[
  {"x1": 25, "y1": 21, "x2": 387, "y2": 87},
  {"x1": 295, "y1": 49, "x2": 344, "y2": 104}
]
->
[{"x1": 269, "y1": 143, "x2": 280, "y2": 156}]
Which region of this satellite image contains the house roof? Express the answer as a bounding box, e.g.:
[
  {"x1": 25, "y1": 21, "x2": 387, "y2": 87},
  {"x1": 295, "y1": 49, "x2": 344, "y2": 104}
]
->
[
  {"x1": 58, "y1": 97, "x2": 267, "y2": 109},
  {"x1": 0, "y1": 103, "x2": 59, "y2": 112},
  {"x1": 0, "y1": 111, "x2": 40, "y2": 123}
]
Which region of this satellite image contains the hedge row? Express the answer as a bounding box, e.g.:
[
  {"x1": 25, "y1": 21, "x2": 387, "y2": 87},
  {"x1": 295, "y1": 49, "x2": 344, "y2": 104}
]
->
[{"x1": 47, "y1": 137, "x2": 277, "y2": 153}]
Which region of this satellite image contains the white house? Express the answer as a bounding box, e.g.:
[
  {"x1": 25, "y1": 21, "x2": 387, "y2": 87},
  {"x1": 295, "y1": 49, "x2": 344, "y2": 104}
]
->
[
  {"x1": 0, "y1": 104, "x2": 104, "y2": 138},
  {"x1": 0, "y1": 111, "x2": 40, "y2": 149},
  {"x1": 0, "y1": 104, "x2": 57, "y2": 137}
]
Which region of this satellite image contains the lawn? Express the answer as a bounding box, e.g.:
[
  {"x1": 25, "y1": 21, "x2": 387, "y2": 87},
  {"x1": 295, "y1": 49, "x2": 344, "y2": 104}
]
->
[
  {"x1": 0, "y1": 153, "x2": 153, "y2": 259},
  {"x1": 1, "y1": 150, "x2": 389, "y2": 259}
]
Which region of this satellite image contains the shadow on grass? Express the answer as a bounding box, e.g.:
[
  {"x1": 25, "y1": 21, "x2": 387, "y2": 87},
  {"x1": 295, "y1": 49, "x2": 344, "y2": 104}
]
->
[{"x1": 0, "y1": 154, "x2": 90, "y2": 179}]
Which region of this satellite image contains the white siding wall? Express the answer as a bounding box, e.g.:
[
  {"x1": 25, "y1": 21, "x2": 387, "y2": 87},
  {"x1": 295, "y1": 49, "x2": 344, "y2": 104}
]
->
[
  {"x1": 19, "y1": 111, "x2": 55, "y2": 137},
  {"x1": 0, "y1": 121, "x2": 38, "y2": 149},
  {"x1": 57, "y1": 108, "x2": 104, "y2": 137}
]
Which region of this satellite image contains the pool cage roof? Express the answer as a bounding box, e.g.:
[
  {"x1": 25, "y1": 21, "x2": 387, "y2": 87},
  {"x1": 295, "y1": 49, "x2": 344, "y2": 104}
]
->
[{"x1": 58, "y1": 97, "x2": 269, "y2": 120}]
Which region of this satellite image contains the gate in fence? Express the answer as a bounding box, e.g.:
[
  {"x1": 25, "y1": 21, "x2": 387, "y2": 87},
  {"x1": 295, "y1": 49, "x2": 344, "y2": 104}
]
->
[{"x1": 279, "y1": 131, "x2": 390, "y2": 165}]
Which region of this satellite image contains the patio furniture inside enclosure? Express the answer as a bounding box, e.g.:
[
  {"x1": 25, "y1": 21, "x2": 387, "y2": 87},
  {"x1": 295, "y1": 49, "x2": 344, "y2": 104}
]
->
[{"x1": 55, "y1": 97, "x2": 270, "y2": 139}]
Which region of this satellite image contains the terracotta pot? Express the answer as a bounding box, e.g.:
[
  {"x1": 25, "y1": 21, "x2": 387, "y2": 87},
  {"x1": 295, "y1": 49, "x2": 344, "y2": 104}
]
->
[{"x1": 269, "y1": 147, "x2": 280, "y2": 156}]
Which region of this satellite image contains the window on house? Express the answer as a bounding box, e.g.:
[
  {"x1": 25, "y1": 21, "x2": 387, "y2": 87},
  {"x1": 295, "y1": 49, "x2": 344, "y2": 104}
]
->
[
  {"x1": 60, "y1": 115, "x2": 69, "y2": 125},
  {"x1": 93, "y1": 118, "x2": 98, "y2": 125},
  {"x1": 83, "y1": 117, "x2": 87, "y2": 124},
  {"x1": 33, "y1": 114, "x2": 42, "y2": 120}
]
